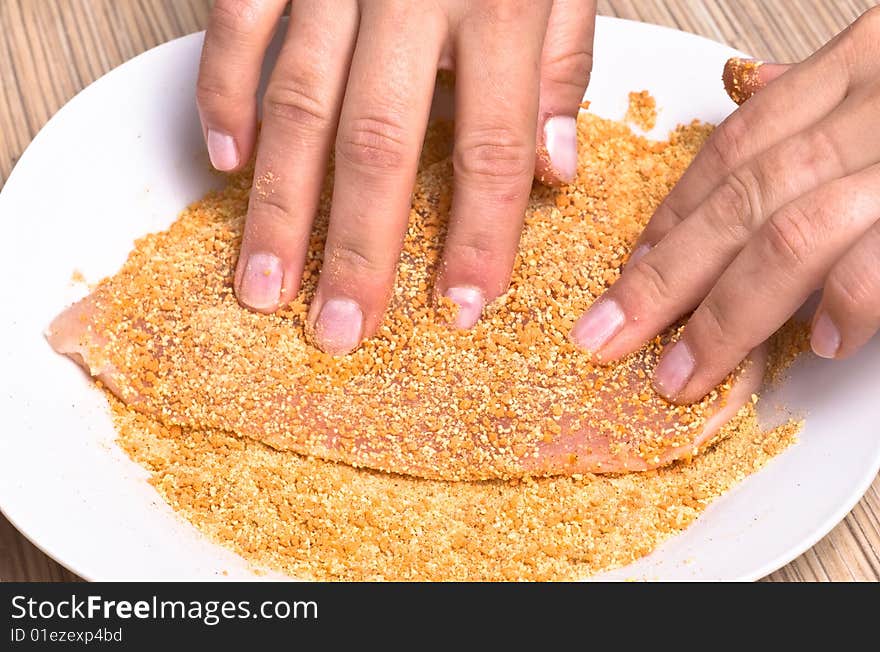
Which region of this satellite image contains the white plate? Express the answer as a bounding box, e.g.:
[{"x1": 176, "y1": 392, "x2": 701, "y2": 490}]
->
[{"x1": 1, "y1": 17, "x2": 878, "y2": 582}]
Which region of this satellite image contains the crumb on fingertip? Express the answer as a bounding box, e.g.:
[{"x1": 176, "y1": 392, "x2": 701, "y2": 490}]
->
[{"x1": 723, "y1": 57, "x2": 764, "y2": 105}]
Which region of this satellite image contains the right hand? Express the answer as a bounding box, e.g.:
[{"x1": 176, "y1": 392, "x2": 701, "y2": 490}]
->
[{"x1": 570, "y1": 7, "x2": 880, "y2": 404}]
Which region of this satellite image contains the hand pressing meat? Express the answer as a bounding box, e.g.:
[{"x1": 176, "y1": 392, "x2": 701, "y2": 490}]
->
[
  {"x1": 47, "y1": 116, "x2": 768, "y2": 481},
  {"x1": 196, "y1": 0, "x2": 597, "y2": 354},
  {"x1": 571, "y1": 7, "x2": 880, "y2": 405}
]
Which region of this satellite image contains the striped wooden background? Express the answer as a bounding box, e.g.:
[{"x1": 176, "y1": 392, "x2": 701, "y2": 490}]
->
[{"x1": 0, "y1": 0, "x2": 878, "y2": 582}]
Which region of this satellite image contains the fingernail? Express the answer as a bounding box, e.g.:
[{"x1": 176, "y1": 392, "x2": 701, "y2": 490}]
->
[
  {"x1": 238, "y1": 253, "x2": 283, "y2": 312},
  {"x1": 543, "y1": 115, "x2": 578, "y2": 183},
  {"x1": 444, "y1": 286, "x2": 485, "y2": 330},
  {"x1": 626, "y1": 244, "x2": 651, "y2": 269},
  {"x1": 811, "y1": 312, "x2": 841, "y2": 359},
  {"x1": 207, "y1": 129, "x2": 239, "y2": 171},
  {"x1": 314, "y1": 298, "x2": 363, "y2": 355},
  {"x1": 653, "y1": 340, "x2": 695, "y2": 399},
  {"x1": 570, "y1": 299, "x2": 625, "y2": 353}
]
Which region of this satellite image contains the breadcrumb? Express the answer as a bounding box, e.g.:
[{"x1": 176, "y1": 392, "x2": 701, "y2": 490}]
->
[
  {"x1": 625, "y1": 90, "x2": 657, "y2": 131},
  {"x1": 114, "y1": 397, "x2": 800, "y2": 581},
  {"x1": 723, "y1": 57, "x2": 763, "y2": 105}
]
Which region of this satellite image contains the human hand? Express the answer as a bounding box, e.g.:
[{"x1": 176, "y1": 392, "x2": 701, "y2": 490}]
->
[
  {"x1": 197, "y1": 0, "x2": 596, "y2": 353},
  {"x1": 570, "y1": 8, "x2": 880, "y2": 404}
]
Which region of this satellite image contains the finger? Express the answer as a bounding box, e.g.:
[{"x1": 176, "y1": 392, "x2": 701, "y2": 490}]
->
[
  {"x1": 436, "y1": 1, "x2": 552, "y2": 328},
  {"x1": 628, "y1": 30, "x2": 854, "y2": 255},
  {"x1": 574, "y1": 88, "x2": 880, "y2": 361},
  {"x1": 534, "y1": 0, "x2": 596, "y2": 186},
  {"x1": 307, "y1": 2, "x2": 444, "y2": 354},
  {"x1": 234, "y1": 1, "x2": 359, "y2": 313},
  {"x1": 197, "y1": 0, "x2": 288, "y2": 171},
  {"x1": 653, "y1": 165, "x2": 880, "y2": 404},
  {"x1": 722, "y1": 58, "x2": 792, "y2": 105},
  {"x1": 811, "y1": 222, "x2": 880, "y2": 358}
]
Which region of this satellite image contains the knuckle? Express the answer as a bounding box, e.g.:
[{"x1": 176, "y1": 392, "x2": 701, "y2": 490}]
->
[
  {"x1": 706, "y1": 112, "x2": 750, "y2": 174},
  {"x1": 543, "y1": 49, "x2": 594, "y2": 88},
  {"x1": 327, "y1": 239, "x2": 394, "y2": 276},
  {"x1": 649, "y1": 200, "x2": 686, "y2": 236},
  {"x1": 442, "y1": 238, "x2": 513, "y2": 296},
  {"x1": 836, "y1": 7, "x2": 880, "y2": 73},
  {"x1": 248, "y1": 192, "x2": 296, "y2": 229},
  {"x1": 799, "y1": 127, "x2": 844, "y2": 177},
  {"x1": 852, "y1": 5, "x2": 880, "y2": 40},
  {"x1": 445, "y1": 237, "x2": 507, "y2": 269},
  {"x1": 480, "y1": 0, "x2": 532, "y2": 23},
  {"x1": 764, "y1": 204, "x2": 816, "y2": 268},
  {"x1": 198, "y1": 0, "x2": 267, "y2": 111},
  {"x1": 825, "y1": 267, "x2": 877, "y2": 316},
  {"x1": 694, "y1": 298, "x2": 734, "y2": 350},
  {"x1": 712, "y1": 169, "x2": 762, "y2": 237},
  {"x1": 627, "y1": 257, "x2": 675, "y2": 308},
  {"x1": 454, "y1": 127, "x2": 533, "y2": 185},
  {"x1": 197, "y1": 72, "x2": 249, "y2": 107},
  {"x1": 195, "y1": 78, "x2": 223, "y2": 108},
  {"x1": 263, "y1": 78, "x2": 331, "y2": 134},
  {"x1": 336, "y1": 115, "x2": 410, "y2": 171},
  {"x1": 210, "y1": 0, "x2": 261, "y2": 40}
]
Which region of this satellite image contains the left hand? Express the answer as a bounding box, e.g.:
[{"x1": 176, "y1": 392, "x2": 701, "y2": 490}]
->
[
  {"x1": 569, "y1": 8, "x2": 880, "y2": 404},
  {"x1": 196, "y1": 0, "x2": 596, "y2": 355}
]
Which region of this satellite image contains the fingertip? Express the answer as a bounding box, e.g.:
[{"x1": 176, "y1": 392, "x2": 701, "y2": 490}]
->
[
  {"x1": 722, "y1": 58, "x2": 791, "y2": 105},
  {"x1": 309, "y1": 297, "x2": 364, "y2": 356},
  {"x1": 197, "y1": 101, "x2": 257, "y2": 173},
  {"x1": 536, "y1": 114, "x2": 578, "y2": 186},
  {"x1": 652, "y1": 339, "x2": 696, "y2": 402},
  {"x1": 810, "y1": 310, "x2": 841, "y2": 359},
  {"x1": 443, "y1": 286, "x2": 486, "y2": 330},
  {"x1": 723, "y1": 57, "x2": 762, "y2": 105},
  {"x1": 207, "y1": 128, "x2": 241, "y2": 172},
  {"x1": 569, "y1": 298, "x2": 625, "y2": 355},
  {"x1": 654, "y1": 342, "x2": 769, "y2": 407},
  {"x1": 235, "y1": 252, "x2": 284, "y2": 314}
]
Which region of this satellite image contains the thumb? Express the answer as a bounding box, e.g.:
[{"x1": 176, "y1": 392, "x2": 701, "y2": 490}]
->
[
  {"x1": 535, "y1": 0, "x2": 597, "y2": 186},
  {"x1": 723, "y1": 57, "x2": 793, "y2": 105}
]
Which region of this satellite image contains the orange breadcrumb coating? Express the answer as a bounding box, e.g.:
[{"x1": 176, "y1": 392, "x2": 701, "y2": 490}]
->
[{"x1": 51, "y1": 110, "x2": 757, "y2": 481}]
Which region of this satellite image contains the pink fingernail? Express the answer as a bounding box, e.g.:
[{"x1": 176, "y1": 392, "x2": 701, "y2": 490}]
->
[
  {"x1": 238, "y1": 253, "x2": 283, "y2": 312},
  {"x1": 653, "y1": 340, "x2": 695, "y2": 399},
  {"x1": 626, "y1": 244, "x2": 651, "y2": 269},
  {"x1": 314, "y1": 298, "x2": 363, "y2": 355},
  {"x1": 543, "y1": 115, "x2": 578, "y2": 183},
  {"x1": 444, "y1": 286, "x2": 485, "y2": 330},
  {"x1": 811, "y1": 312, "x2": 841, "y2": 359},
  {"x1": 570, "y1": 299, "x2": 625, "y2": 353},
  {"x1": 207, "y1": 129, "x2": 239, "y2": 171}
]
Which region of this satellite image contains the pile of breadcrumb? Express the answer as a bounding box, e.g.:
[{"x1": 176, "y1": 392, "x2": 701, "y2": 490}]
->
[
  {"x1": 115, "y1": 398, "x2": 800, "y2": 581},
  {"x1": 89, "y1": 94, "x2": 806, "y2": 580}
]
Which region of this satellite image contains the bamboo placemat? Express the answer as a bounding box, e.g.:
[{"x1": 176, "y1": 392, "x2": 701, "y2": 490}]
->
[{"x1": 1, "y1": 0, "x2": 877, "y2": 582}]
